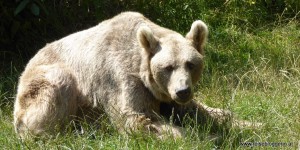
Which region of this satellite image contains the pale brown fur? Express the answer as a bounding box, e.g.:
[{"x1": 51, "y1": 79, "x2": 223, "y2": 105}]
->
[{"x1": 14, "y1": 12, "x2": 255, "y2": 139}]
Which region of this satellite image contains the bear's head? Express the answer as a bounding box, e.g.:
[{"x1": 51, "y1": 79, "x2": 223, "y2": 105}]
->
[{"x1": 138, "y1": 20, "x2": 208, "y2": 104}]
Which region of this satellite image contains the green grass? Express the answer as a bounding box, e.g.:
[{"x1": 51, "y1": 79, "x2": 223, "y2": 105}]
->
[{"x1": 1, "y1": 1, "x2": 299, "y2": 149}]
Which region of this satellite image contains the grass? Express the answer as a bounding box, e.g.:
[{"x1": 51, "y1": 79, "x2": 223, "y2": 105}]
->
[
  {"x1": 200, "y1": 21, "x2": 300, "y2": 149},
  {"x1": 0, "y1": 3, "x2": 299, "y2": 149}
]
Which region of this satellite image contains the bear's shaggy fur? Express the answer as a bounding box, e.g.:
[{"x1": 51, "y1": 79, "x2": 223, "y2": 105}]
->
[{"x1": 14, "y1": 12, "x2": 235, "y2": 139}]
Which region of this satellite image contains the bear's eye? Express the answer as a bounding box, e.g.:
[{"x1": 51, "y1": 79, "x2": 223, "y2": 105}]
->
[
  {"x1": 165, "y1": 65, "x2": 174, "y2": 72},
  {"x1": 186, "y1": 62, "x2": 195, "y2": 70}
]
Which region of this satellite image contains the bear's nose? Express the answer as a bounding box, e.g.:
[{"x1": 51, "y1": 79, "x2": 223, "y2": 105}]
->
[{"x1": 175, "y1": 87, "x2": 191, "y2": 100}]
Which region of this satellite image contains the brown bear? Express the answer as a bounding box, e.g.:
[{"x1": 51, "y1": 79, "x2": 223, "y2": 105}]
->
[{"x1": 13, "y1": 12, "x2": 240, "y2": 139}]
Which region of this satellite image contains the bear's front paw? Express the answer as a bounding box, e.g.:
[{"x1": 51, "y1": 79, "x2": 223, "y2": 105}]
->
[
  {"x1": 146, "y1": 122, "x2": 184, "y2": 139},
  {"x1": 124, "y1": 114, "x2": 152, "y2": 131}
]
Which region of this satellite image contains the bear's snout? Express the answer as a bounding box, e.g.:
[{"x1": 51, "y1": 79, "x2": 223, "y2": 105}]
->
[{"x1": 175, "y1": 87, "x2": 192, "y2": 103}]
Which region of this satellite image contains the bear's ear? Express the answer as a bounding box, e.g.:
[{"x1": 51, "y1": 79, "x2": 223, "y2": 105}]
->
[
  {"x1": 137, "y1": 25, "x2": 159, "y2": 55},
  {"x1": 186, "y1": 20, "x2": 208, "y2": 55}
]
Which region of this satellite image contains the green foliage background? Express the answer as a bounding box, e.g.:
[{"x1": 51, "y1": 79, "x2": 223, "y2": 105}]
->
[
  {"x1": 1, "y1": 0, "x2": 299, "y2": 68},
  {"x1": 0, "y1": 0, "x2": 299, "y2": 149}
]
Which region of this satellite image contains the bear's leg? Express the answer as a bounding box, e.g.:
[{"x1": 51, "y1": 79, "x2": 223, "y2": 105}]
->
[
  {"x1": 160, "y1": 100, "x2": 261, "y2": 132},
  {"x1": 13, "y1": 64, "x2": 78, "y2": 138},
  {"x1": 106, "y1": 79, "x2": 185, "y2": 139},
  {"x1": 180, "y1": 101, "x2": 262, "y2": 129}
]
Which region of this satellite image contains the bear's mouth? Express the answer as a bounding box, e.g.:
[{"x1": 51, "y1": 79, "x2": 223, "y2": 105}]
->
[
  {"x1": 174, "y1": 97, "x2": 192, "y2": 105},
  {"x1": 171, "y1": 93, "x2": 193, "y2": 105}
]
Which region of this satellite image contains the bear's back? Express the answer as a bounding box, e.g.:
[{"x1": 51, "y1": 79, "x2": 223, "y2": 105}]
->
[{"x1": 21, "y1": 12, "x2": 179, "y2": 106}]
